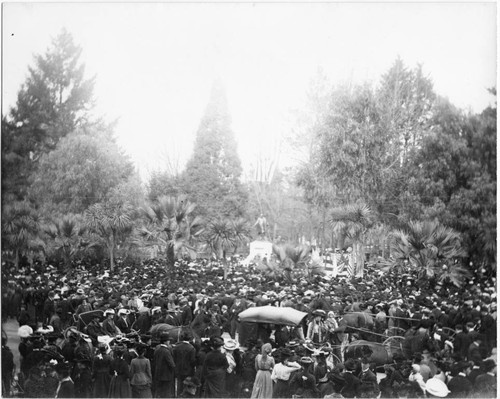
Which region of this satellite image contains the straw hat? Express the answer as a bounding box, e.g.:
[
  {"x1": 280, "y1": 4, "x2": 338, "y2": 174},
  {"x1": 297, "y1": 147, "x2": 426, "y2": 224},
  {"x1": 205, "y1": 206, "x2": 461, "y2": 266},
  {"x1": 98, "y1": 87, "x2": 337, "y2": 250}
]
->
[
  {"x1": 425, "y1": 378, "x2": 451, "y2": 398},
  {"x1": 223, "y1": 339, "x2": 239, "y2": 351}
]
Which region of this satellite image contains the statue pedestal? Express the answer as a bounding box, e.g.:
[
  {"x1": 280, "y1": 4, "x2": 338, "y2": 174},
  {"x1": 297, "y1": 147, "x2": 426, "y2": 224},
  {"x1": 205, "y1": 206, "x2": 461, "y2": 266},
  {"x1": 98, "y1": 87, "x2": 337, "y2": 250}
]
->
[{"x1": 241, "y1": 240, "x2": 273, "y2": 266}]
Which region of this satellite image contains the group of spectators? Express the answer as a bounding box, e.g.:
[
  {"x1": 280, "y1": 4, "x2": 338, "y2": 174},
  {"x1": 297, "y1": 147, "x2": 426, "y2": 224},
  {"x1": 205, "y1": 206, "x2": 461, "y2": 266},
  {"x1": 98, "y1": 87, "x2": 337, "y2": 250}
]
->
[{"x1": 1, "y1": 256, "x2": 497, "y2": 398}]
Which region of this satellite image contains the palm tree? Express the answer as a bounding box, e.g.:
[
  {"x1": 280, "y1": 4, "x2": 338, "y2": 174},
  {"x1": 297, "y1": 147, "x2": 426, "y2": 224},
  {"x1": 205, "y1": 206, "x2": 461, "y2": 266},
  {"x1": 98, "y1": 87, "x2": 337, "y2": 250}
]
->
[
  {"x1": 205, "y1": 219, "x2": 235, "y2": 259},
  {"x1": 204, "y1": 217, "x2": 252, "y2": 279},
  {"x1": 272, "y1": 243, "x2": 311, "y2": 282},
  {"x1": 329, "y1": 203, "x2": 374, "y2": 277},
  {"x1": 231, "y1": 218, "x2": 252, "y2": 254},
  {"x1": 85, "y1": 201, "x2": 134, "y2": 272},
  {"x1": 389, "y1": 220, "x2": 470, "y2": 288},
  {"x1": 1, "y1": 201, "x2": 43, "y2": 268},
  {"x1": 138, "y1": 196, "x2": 203, "y2": 268},
  {"x1": 44, "y1": 214, "x2": 86, "y2": 270}
]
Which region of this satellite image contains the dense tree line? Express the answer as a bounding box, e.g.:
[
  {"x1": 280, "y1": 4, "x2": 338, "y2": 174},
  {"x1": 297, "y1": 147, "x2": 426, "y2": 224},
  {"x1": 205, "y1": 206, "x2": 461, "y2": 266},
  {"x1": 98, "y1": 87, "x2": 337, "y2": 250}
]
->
[{"x1": 1, "y1": 31, "x2": 495, "y2": 288}]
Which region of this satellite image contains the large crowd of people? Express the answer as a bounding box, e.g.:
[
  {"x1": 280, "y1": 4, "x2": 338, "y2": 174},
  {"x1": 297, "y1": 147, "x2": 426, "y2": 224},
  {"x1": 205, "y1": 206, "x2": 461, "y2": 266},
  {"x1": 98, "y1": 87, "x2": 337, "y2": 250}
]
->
[{"x1": 1, "y1": 255, "x2": 497, "y2": 398}]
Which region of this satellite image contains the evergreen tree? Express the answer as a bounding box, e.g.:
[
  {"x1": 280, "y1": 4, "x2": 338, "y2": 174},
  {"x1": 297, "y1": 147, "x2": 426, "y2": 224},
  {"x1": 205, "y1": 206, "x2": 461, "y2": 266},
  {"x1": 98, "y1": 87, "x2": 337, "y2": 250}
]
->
[
  {"x1": 182, "y1": 80, "x2": 248, "y2": 219},
  {"x1": 2, "y1": 28, "x2": 95, "y2": 202}
]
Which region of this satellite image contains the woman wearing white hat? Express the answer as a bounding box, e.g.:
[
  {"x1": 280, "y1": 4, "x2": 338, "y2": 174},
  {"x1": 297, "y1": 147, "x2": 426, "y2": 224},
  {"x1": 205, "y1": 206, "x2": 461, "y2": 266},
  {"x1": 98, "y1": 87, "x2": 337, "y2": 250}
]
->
[
  {"x1": 103, "y1": 309, "x2": 120, "y2": 336},
  {"x1": 223, "y1": 339, "x2": 241, "y2": 397}
]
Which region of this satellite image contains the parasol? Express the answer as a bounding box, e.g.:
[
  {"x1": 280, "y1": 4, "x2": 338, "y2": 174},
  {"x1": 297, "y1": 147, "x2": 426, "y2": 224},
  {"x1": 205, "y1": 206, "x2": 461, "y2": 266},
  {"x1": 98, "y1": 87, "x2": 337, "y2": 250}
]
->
[{"x1": 238, "y1": 306, "x2": 307, "y2": 326}]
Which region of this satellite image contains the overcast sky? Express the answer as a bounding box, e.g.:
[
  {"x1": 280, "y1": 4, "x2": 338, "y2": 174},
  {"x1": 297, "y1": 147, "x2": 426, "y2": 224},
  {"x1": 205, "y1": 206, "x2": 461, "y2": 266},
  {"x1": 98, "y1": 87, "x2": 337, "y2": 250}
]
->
[{"x1": 2, "y1": 2, "x2": 497, "y2": 181}]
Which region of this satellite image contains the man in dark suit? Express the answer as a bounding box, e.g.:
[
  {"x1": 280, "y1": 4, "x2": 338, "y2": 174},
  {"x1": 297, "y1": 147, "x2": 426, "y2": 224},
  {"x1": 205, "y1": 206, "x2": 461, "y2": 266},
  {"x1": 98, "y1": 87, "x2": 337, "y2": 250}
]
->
[
  {"x1": 172, "y1": 331, "x2": 196, "y2": 397},
  {"x1": 479, "y1": 306, "x2": 496, "y2": 355},
  {"x1": 55, "y1": 362, "x2": 75, "y2": 398},
  {"x1": 452, "y1": 324, "x2": 470, "y2": 360},
  {"x1": 340, "y1": 359, "x2": 362, "y2": 398},
  {"x1": 275, "y1": 325, "x2": 303, "y2": 348},
  {"x1": 474, "y1": 359, "x2": 496, "y2": 398},
  {"x1": 447, "y1": 361, "x2": 473, "y2": 398},
  {"x1": 154, "y1": 332, "x2": 176, "y2": 398},
  {"x1": 358, "y1": 357, "x2": 380, "y2": 398},
  {"x1": 229, "y1": 297, "x2": 246, "y2": 339},
  {"x1": 179, "y1": 298, "x2": 193, "y2": 326}
]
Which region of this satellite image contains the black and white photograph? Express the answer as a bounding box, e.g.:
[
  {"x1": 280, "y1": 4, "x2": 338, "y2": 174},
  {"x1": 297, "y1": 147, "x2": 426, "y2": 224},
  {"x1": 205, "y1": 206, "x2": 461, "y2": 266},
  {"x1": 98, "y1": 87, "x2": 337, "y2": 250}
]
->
[{"x1": 1, "y1": 2, "x2": 497, "y2": 398}]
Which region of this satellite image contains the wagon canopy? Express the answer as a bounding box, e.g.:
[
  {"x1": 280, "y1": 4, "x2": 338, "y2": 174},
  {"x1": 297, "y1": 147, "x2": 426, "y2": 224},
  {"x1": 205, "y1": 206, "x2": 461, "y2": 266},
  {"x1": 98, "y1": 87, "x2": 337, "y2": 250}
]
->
[{"x1": 238, "y1": 306, "x2": 307, "y2": 326}]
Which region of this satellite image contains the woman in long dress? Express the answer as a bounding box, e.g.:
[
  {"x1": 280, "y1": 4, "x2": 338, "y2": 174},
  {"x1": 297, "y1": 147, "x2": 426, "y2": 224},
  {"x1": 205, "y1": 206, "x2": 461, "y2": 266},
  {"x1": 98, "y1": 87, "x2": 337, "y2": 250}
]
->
[
  {"x1": 202, "y1": 336, "x2": 229, "y2": 398},
  {"x1": 109, "y1": 345, "x2": 132, "y2": 398},
  {"x1": 251, "y1": 343, "x2": 274, "y2": 398},
  {"x1": 129, "y1": 344, "x2": 152, "y2": 398}
]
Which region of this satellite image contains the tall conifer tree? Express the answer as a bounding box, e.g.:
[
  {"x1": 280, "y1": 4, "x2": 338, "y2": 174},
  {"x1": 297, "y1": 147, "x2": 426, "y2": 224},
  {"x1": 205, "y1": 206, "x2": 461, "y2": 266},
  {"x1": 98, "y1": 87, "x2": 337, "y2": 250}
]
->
[{"x1": 182, "y1": 80, "x2": 248, "y2": 219}]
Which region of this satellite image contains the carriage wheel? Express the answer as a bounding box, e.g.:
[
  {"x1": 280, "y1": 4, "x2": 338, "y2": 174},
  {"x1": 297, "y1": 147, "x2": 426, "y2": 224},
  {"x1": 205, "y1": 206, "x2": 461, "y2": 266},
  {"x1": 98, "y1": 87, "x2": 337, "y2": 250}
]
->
[
  {"x1": 327, "y1": 352, "x2": 342, "y2": 366},
  {"x1": 383, "y1": 336, "x2": 405, "y2": 358},
  {"x1": 440, "y1": 327, "x2": 456, "y2": 339},
  {"x1": 387, "y1": 327, "x2": 406, "y2": 337}
]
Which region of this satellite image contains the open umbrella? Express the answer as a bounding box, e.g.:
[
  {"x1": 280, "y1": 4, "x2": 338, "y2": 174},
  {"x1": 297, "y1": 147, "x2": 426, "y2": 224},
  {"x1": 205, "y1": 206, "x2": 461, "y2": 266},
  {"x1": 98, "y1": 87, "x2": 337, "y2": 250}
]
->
[{"x1": 238, "y1": 306, "x2": 307, "y2": 326}]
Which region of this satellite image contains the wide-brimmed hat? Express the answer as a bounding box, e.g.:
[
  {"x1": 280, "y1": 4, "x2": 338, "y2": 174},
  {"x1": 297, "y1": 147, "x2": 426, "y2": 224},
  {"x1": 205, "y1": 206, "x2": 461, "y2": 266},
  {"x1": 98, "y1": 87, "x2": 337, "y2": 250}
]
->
[
  {"x1": 286, "y1": 340, "x2": 300, "y2": 348},
  {"x1": 223, "y1": 339, "x2": 239, "y2": 351},
  {"x1": 18, "y1": 325, "x2": 33, "y2": 338},
  {"x1": 312, "y1": 309, "x2": 326, "y2": 317},
  {"x1": 425, "y1": 378, "x2": 451, "y2": 398},
  {"x1": 300, "y1": 356, "x2": 314, "y2": 364}
]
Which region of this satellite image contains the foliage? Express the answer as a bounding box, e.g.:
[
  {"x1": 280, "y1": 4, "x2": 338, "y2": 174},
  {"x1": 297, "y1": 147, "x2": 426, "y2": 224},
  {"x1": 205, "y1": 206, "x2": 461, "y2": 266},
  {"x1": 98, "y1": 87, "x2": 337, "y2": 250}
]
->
[
  {"x1": 1, "y1": 201, "x2": 44, "y2": 268},
  {"x1": 137, "y1": 196, "x2": 204, "y2": 268},
  {"x1": 43, "y1": 214, "x2": 86, "y2": 270},
  {"x1": 329, "y1": 203, "x2": 374, "y2": 276},
  {"x1": 399, "y1": 94, "x2": 496, "y2": 269},
  {"x1": 389, "y1": 220, "x2": 470, "y2": 287},
  {"x1": 3, "y1": 29, "x2": 96, "y2": 200},
  {"x1": 182, "y1": 81, "x2": 248, "y2": 219},
  {"x1": 29, "y1": 126, "x2": 136, "y2": 215},
  {"x1": 84, "y1": 201, "x2": 135, "y2": 272},
  {"x1": 147, "y1": 170, "x2": 183, "y2": 202}
]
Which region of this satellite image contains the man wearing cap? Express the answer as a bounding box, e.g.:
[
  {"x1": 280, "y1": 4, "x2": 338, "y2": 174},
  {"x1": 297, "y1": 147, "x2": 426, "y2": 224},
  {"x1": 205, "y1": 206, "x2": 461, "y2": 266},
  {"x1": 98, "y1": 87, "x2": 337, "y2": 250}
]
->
[{"x1": 154, "y1": 332, "x2": 176, "y2": 398}]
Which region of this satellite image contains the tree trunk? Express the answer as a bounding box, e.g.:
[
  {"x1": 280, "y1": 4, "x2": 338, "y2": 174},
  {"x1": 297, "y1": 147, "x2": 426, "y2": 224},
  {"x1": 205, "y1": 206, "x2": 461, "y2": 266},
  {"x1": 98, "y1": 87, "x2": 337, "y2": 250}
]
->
[
  {"x1": 14, "y1": 249, "x2": 19, "y2": 270},
  {"x1": 109, "y1": 234, "x2": 115, "y2": 272},
  {"x1": 166, "y1": 245, "x2": 176, "y2": 269},
  {"x1": 223, "y1": 249, "x2": 228, "y2": 280},
  {"x1": 356, "y1": 241, "x2": 365, "y2": 277}
]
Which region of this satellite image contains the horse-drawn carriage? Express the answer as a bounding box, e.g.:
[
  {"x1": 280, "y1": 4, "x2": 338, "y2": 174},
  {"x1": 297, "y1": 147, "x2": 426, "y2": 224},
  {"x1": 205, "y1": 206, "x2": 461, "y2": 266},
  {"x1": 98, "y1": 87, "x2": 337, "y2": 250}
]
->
[{"x1": 236, "y1": 305, "x2": 434, "y2": 371}]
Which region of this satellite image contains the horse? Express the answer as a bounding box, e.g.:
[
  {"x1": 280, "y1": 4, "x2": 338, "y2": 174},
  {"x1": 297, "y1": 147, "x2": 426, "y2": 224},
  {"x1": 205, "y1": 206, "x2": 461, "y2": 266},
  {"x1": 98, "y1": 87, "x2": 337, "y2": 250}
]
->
[
  {"x1": 343, "y1": 340, "x2": 391, "y2": 367},
  {"x1": 341, "y1": 311, "x2": 377, "y2": 341},
  {"x1": 150, "y1": 323, "x2": 201, "y2": 347},
  {"x1": 343, "y1": 336, "x2": 406, "y2": 367}
]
